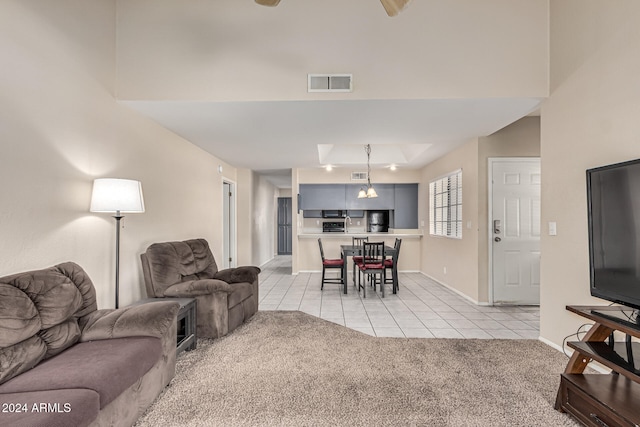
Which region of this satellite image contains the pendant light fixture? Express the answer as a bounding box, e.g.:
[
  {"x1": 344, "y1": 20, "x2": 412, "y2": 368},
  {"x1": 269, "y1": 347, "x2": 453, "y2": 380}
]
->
[{"x1": 358, "y1": 144, "x2": 378, "y2": 198}]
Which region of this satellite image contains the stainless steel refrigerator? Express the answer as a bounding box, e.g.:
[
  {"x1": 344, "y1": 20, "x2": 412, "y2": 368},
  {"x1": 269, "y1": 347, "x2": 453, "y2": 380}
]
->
[{"x1": 367, "y1": 210, "x2": 389, "y2": 232}]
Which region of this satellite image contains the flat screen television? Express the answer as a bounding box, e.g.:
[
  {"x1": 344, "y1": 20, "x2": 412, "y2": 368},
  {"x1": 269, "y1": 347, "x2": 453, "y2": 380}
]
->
[{"x1": 587, "y1": 158, "x2": 640, "y2": 315}]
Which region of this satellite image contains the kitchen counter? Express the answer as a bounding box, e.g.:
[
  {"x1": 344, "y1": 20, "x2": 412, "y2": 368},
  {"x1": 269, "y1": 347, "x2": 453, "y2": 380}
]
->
[{"x1": 298, "y1": 231, "x2": 422, "y2": 239}]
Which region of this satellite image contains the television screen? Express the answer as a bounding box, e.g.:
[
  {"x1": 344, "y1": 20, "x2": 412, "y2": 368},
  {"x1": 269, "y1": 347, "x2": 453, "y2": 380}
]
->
[{"x1": 587, "y1": 158, "x2": 640, "y2": 310}]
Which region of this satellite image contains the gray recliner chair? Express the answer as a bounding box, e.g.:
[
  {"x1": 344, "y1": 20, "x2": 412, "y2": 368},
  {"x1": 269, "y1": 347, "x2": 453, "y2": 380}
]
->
[{"x1": 140, "y1": 238, "x2": 260, "y2": 339}]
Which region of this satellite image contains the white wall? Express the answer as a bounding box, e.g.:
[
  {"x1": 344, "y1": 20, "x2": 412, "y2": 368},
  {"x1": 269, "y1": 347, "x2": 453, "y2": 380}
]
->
[
  {"x1": 0, "y1": 1, "x2": 238, "y2": 308},
  {"x1": 540, "y1": 1, "x2": 640, "y2": 346}
]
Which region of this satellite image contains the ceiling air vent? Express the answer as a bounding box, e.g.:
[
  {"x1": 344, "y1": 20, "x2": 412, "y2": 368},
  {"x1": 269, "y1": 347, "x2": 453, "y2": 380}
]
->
[
  {"x1": 308, "y1": 74, "x2": 352, "y2": 92},
  {"x1": 351, "y1": 171, "x2": 368, "y2": 181}
]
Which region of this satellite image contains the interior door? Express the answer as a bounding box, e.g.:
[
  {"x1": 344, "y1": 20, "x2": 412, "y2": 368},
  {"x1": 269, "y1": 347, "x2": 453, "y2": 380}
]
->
[
  {"x1": 490, "y1": 158, "x2": 541, "y2": 305},
  {"x1": 223, "y1": 181, "x2": 236, "y2": 268},
  {"x1": 277, "y1": 197, "x2": 292, "y2": 255}
]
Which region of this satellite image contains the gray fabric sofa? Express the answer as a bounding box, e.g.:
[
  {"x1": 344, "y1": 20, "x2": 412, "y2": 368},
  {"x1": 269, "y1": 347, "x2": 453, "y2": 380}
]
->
[
  {"x1": 0, "y1": 262, "x2": 179, "y2": 427},
  {"x1": 140, "y1": 238, "x2": 260, "y2": 339}
]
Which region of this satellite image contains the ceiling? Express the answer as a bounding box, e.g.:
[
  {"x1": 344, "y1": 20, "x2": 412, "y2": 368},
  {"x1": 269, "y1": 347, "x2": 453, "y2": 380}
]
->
[
  {"x1": 119, "y1": 0, "x2": 546, "y2": 188},
  {"x1": 126, "y1": 97, "x2": 541, "y2": 187}
]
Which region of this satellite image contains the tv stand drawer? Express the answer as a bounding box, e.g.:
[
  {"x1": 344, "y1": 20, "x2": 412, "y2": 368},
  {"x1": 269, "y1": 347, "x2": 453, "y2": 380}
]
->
[{"x1": 559, "y1": 374, "x2": 639, "y2": 427}]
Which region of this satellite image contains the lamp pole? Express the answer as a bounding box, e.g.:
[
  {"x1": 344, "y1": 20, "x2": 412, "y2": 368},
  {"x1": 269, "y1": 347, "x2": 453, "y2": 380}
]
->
[{"x1": 113, "y1": 211, "x2": 123, "y2": 309}]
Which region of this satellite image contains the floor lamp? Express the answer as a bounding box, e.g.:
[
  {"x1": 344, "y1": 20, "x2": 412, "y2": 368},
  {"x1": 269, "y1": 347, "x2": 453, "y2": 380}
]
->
[{"x1": 90, "y1": 178, "x2": 145, "y2": 309}]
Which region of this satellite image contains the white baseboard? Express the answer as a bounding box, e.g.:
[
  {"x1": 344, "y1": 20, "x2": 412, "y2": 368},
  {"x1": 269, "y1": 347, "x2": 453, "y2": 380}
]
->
[
  {"x1": 259, "y1": 257, "x2": 275, "y2": 268},
  {"x1": 420, "y1": 272, "x2": 491, "y2": 306},
  {"x1": 538, "y1": 336, "x2": 611, "y2": 374}
]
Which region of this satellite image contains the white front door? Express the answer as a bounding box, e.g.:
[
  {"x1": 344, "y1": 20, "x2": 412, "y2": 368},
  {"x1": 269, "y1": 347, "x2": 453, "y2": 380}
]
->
[{"x1": 490, "y1": 158, "x2": 541, "y2": 305}]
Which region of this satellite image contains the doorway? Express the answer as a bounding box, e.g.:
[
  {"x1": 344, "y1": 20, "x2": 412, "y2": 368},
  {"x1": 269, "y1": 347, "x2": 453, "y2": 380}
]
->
[
  {"x1": 223, "y1": 180, "x2": 237, "y2": 268},
  {"x1": 277, "y1": 197, "x2": 292, "y2": 255},
  {"x1": 489, "y1": 158, "x2": 541, "y2": 305}
]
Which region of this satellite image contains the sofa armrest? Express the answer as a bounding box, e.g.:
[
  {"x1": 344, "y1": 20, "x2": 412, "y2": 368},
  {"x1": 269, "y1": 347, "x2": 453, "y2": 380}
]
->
[
  {"x1": 214, "y1": 266, "x2": 261, "y2": 284},
  {"x1": 163, "y1": 279, "x2": 231, "y2": 297},
  {"x1": 78, "y1": 301, "x2": 179, "y2": 342}
]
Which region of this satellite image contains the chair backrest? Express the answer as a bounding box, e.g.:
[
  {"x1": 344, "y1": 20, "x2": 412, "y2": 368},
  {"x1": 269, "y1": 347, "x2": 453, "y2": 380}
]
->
[
  {"x1": 352, "y1": 236, "x2": 368, "y2": 246},
  {"x1": 141, "y1": 238, "x2": 218, "y2": 297},
  {"x1": 393, "y1": 238, "x2": 402, "y2": 262},
  {"x1": 362, "y1": 242, "x2": 385, "y2": 266},
  {"x1": 317, "y1": 238, "x2": 326, "y2": 261}
]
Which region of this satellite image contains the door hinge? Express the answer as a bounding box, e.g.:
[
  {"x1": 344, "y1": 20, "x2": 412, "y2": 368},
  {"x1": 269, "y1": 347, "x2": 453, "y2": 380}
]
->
[{"x1": 229, "y1": 257, "x2": 232, "y2": 262}]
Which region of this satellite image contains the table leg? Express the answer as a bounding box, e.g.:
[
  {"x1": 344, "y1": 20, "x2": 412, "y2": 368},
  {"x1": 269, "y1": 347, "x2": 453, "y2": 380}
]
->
[{"x1": 342, "y1": 251, "x2": 348, "y2": 294}]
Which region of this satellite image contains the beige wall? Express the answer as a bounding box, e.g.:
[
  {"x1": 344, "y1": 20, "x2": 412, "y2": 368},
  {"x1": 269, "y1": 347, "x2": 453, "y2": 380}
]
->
[
  {"x1": 115, "y1": 0, "x2": 548, "y2": 101},
  {"x1": 540, "y1": 1, "x2": 640, "y2": 347},
  {"x1": 419, "y1": 117, "x2": 540, "y2": 304},
  {"x1": 420, "y1": 139, "x2": 480, "y2": 302},
  {"x1": 0, "y1": 1, "x2": 242, "y2": 308}
]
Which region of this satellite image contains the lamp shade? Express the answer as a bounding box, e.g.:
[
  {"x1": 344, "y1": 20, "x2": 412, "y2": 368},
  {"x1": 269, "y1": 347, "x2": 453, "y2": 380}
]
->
[{"x1": 90, "y1": 178, "x2": 145, "y2": 213}]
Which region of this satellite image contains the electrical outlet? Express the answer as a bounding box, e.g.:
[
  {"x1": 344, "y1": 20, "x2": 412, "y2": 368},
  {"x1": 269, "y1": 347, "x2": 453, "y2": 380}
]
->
[
  {"x1": 316, "y1": 220, "x2": 320, "y2": 226},
  {"x1": 357, "y1": 221, "x2": 360, "y2": 226},
  {"x1": 444, "y1": 267, "x2": 447, "y2": 275}
]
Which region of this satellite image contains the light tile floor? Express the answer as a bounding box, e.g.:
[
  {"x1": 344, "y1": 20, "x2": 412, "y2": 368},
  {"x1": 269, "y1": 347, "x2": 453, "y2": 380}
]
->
[{"x1": 259, "y1": 256, "x2": 540, "y2": 339}]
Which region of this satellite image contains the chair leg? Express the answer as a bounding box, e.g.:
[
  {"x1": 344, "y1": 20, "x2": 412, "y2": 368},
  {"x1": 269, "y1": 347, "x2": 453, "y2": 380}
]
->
[
  {"x1": 393, "y1": 267, "x2": 398, "y2": 293},
  {"x1": 321, "y1": 267, "x2": 325, "y2": 290}
]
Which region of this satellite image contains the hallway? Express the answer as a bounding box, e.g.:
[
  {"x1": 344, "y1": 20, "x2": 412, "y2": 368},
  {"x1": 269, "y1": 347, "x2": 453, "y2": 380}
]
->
[{"x1": 258, "y1": 256, "x2": 539, "y2": 339}]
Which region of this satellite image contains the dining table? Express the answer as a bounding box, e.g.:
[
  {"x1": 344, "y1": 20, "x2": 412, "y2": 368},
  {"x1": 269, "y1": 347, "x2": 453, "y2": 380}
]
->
[{"x1": 340, "y1": 244, "x2": 396, "y2": 295}]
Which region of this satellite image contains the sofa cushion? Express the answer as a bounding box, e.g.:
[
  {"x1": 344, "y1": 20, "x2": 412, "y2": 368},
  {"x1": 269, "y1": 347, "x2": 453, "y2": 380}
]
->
[
  {"x1": 0, "y1": 262, "x2": 98, "y2": 385},
  {"x1": 228, "y1": 282, "x2": 253, "y2": 309},
  {"x1": 0, "y1": 389, "x2": 100, "y2": 427},
  {"x1": 0, "y1": 337, "x2": 161, "y2": 409}
]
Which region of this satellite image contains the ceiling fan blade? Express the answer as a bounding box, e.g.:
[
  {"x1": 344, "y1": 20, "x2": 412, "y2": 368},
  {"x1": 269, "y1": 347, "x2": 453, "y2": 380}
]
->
[
  {"x1": 255, "y1": 0, "x2": 281, "y2": 6},
  {"x1": 380, "y1": 0, "x2": 411, "y2": 17}
]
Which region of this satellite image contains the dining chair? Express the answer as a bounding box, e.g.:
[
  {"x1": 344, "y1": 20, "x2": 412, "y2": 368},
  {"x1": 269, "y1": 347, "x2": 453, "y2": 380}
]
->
[
  {"x1": 358, "y1": 242, "x2": 386, "y2": 298},
  {"x1": 318, "y1": 238, "x2": 344, "y2": 290},
  {"x1": 352, "y1": 236, "x2": 368, "y2": 286},
  {"x1": 384, "y1": 238, "x2": 402, "y2": 294}
]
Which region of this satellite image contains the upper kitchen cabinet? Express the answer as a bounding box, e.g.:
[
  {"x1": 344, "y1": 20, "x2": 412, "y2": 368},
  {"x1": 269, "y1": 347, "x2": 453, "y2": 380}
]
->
[
  {"x1": 393, "y1": 184, "x2": 419, "y2": 228},
  {"x1": 299, "y1": 184, "x2": 346, "y2": 210},
  {"x1": 345, "y1": 184, "x2": 395, "y2": 210}
]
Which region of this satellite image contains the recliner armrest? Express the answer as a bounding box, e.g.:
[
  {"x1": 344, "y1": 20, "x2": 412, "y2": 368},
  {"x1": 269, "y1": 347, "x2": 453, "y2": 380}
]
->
[
  {"x1": 79, "y1": 301, "x2": 179, "y2": 342},
  {"x1": 214, "y1": 266, "x2": 261, "y2": 284},
  {"x1": 163, "y1": 279, "x2": 232, "y2": 297}
]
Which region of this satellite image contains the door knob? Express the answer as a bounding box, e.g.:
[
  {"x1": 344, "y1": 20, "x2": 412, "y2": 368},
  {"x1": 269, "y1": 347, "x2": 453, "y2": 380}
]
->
[{"x1": 494, "y1": 237, "x2": 501, "y2": 242}]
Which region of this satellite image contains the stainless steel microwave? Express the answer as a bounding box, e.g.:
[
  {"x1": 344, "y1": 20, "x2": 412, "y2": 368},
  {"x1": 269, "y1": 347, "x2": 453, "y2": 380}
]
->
[{"x1": 322, "y1": 210, "x2": 346, "y2": 218}]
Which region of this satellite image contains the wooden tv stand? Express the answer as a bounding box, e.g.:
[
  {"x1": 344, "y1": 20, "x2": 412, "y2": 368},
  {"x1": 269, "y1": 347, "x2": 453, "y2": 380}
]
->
[{"x1": 556, "y1": 305, "x2": 640, "y2": 426}]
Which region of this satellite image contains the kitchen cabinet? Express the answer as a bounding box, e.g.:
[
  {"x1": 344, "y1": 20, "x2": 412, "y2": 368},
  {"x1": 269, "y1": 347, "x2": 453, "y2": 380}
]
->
[
  {"x1": 299, "y1": 184, "x2": 346, "y2": 210},
  {"x1": 299, "y1": 183, "x2": 418, "y2": 228},
  {"x1": 345, "y1": 184, "x2": 395, "y2": 209},
  {"x1": 393, "y1": 184, "x2": 419, "y2": 228},
  {"x1": 302, "y1": 210, "x2": 323, "y2": 218}
]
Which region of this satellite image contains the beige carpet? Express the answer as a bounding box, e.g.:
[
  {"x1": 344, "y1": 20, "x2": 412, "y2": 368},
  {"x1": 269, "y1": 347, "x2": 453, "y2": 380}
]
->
[{"x1": 135, "y1": 311, "x2": 578, "y2": 426}]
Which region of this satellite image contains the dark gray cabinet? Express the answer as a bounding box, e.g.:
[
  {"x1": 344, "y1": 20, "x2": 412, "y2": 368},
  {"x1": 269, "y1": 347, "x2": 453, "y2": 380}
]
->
[
  {"x1": 299, "y1": 184, "x2": 346, "y2": 210},
  {"x1": 393, "y1": 184, "x2": 419, "y2": 228},
  {"x1": 299, "y1": 183, "x2": 418, "y2": 229}
]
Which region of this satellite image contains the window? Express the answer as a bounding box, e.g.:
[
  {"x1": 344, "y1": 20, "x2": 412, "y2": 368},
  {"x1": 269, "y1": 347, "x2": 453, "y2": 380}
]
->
[{"x1": 429, "y1": 170, "x2": 462, "y2": 239}]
